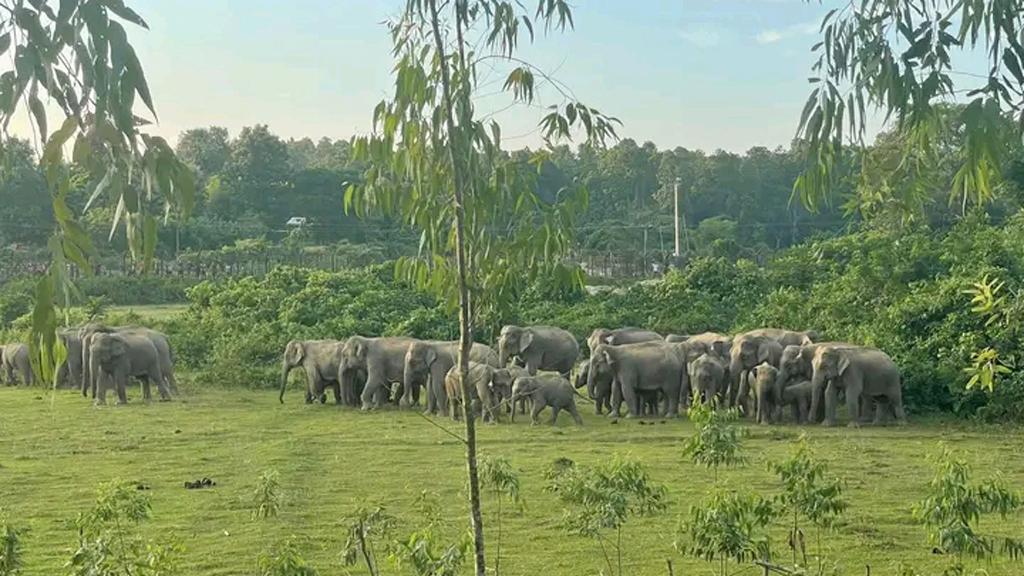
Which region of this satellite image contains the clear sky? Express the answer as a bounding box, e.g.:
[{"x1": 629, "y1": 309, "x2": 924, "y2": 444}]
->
[{"x1": 105, "y1": 1, "x2": 844, "y2": 153}]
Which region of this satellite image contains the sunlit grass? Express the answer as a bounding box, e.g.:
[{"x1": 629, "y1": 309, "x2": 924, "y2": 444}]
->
[{"x1": 0, "y1": 387, "x2": 1021, "y2": 575}]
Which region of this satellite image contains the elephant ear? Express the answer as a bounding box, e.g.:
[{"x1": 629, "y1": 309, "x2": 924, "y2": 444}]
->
[
  {"x1": 425, "y1": 346, "x2": 438, "y2": 366},
  {"x1": 354, "y1": 339, "x2": 368, "y2": 360},
  {"x1": 285, "y1": 341, "x2": 305, "y2": 365},
  {"x1": 711, "y1": 341, "x2": 726, "y2": 357},
  {"x1": 600, "y1": 348, "x2": 615, "y2": 367},
  {"x1": 519, "y1": 330, "x2": 534, "y2": 354},
  {"x1": 756, "y1": 343, "x2": 772, "y2": 364},
  {"x1": 836, "y1": 351, "x2": 852, "y2": 376}
]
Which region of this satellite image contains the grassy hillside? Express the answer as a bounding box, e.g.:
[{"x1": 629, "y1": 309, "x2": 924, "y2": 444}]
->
[{"x1": 0, "y1": 387, "x2": 1021, "y2": 575}]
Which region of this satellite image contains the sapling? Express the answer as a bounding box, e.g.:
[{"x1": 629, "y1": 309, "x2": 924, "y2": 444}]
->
[
  {"x1": 682, "y1": 394, "x2": 747, "y2": 482},
  {"x1": 480, "y1": 457, "x2": 524, "y2": 576},
  {"x1": 676, "y1": 488, "x2": 776, "y2": 576},
  {"x1": 341, "y1": 506, "x2": 396, "y2": 576}
]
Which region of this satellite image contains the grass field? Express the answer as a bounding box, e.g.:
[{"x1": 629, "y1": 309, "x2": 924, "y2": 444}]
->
[
  {"x1": 1, "y1": 386, "x2": 1022, "y2": 576},
  {"x1": 105, "y1": 304, "x2": 190, "y2": 321}
]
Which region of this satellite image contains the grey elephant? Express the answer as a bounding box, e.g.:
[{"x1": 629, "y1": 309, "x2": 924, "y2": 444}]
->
[
  {"x1": 338, "y1": 335, "x2": 417, "y2": 411},
  {"x1": 728, "y1": 329, "x2": 814, "y2": 412},
  {"x1": 510, "y1": 373, "x2": 583, "y2": 425},
  {"x1": 810, "y1": 344, "x2": 905, "y2": 427},
  {"x1": 89, "y1": 332, "x2": 168, "y2": 404},
  {"x1": 56, "y1": 329, "x2": 83, "y2": 390},
  {"x1": 574, "y1": 360, "x2": 611, "y2": 415},
  {"x1": 279, "y1": 340, "x2": 349, "y2": 404},
  {"x1": 497, "y1": 365, "x2": 532, "y2": 415},
  {"x1": 589, "y1": 341, "x2": 684, "y2": 418},
  {"x1": 1, "y1": 343, "x2": 32, "y2": 385},
  {"x1": 80, "y1": 324, "x2": 177, "y2": 398},
  {"x1": 402, "y1": 340, "x2": 498, "y2": 415},
  {"x1": 779, "y1": 379, "x2": 813, "y2": 424},
  {"x1": 587, "y1": 327, "x2": 661, "y2": 354},
  {"x1": 667, "y1": 332, "x2": 732, "y2": 358},
  {"x1": 497, "y1": 325, "x2": 578, "y2": 376},
  {"x1": 748, "y1": 362, "x2": 780, "y2": 425},
  {"x1": 444, "y1": 361, "x2": 505, "y2": 423},
  {"x1": 777, "y1": 342, "x2": 856, "y2": 422},
  {"x1": 688, "y1": 352, "x2": 727, "y2": 405}
]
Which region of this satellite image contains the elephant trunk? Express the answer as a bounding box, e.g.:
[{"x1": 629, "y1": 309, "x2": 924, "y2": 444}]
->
[
  {"x1": 809, "y1": 369, "x2": 826, "y2": 423},
  {"x1": 510, "y1": 395, "x2": 517, "y2": 422},
  {"x1": 586, "y1": 360, "x2": 597, "y2": 400},
  {"x1": 279, "y1": 362, "x2": 294, "y2": 404},
  {"x1": 90, "y1": 358, "x2": 102, "y2": 400},
  {"x1": 497, "y1": 342, "x2": 508, "y2": 368},
  {"x1": 728, "y1": 354, "x2": 743, "y2": 407}
]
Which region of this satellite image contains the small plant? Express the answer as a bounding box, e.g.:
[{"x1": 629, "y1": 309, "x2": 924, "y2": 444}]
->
[
  {"x1": 257, "y1": 538, "x2": 319, "y2": 576},
  {"x1": 341, "y1": 506, "x2": 395, "y2": 576},
  {"x1": 682, "y1": 394, "x2": 747, "y2": 481},
  {"x1": 913, "y1": 445, "x2": 1024, "y2": 575},
  {"x1": 0, "y1": 509, "x2": 24, "y2": 576},
  {"x1": 389, "y1": 492, "x2": 470, "y2": 576},
  {"x1": 547, "y1": 456, "x2": 667, "y2": 576},
  {"x1": 252, "y1": 469, "x2": 283, "y2": 520},
  {"x1": 676, "y1": 488, "x2": 776, "y2": 576},
  {"x1": 83, "y1": 296, "x2": 109, "y2": 321},
  {"x1": 479, "y1": 457, "x2": 524, "y2": 576},
  {"x1": 768, "y1": 436, "x2": 847, "y2": 573},
  {"x1": 66, "y1": 481, "x2": 182, "y2": 576}
]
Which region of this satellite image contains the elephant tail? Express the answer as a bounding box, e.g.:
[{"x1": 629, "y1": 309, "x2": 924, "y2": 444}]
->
[{"x1": 570, "y1": 386, "x2": 594, "y2": 404}]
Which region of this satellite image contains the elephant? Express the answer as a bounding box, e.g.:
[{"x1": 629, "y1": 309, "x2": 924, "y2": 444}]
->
[
  {"x1": 587, "y1": 328, "x2": 662, "y2": 354},
  {"x1": 338, "y1": 336, "x2": 418, "y2": 411},
  {"x1": 79, "y1": 324, "x2": 177, "y2": 398},
  {"x1": 279, "y1": 340, "x2": 350, "y2": 404},
  {"x1": 667, "y1": 332, "x2": 732, "y2": 359},
  {"x1": 510, "y1": 373, "x2": 583, "y2": 425},
  {"x1": 444, "y1": 361, "x2": 505, "y2": 423},
  {"x1": 1, "y1": 343, "x2": 32, "y2": 385},
  {"x1": 497, "y1": 325, "x2": 578, "y2": 377},
  {"x1": 728, "y1": 329, "x2": 814, "y2": 412},
  {"x1": 809, "y1": 344, "x2": 905, "y2": 427},
  {"x1": 588, "y1": 341, "x2": 684, "y2": 418},
  {"x1": 779, "y1": 379, "x2": 813, "y2": 424},
  {"x1": 749, "y1": 362, "x2": 780, "y2": 425},
  {"x1": 56, "y1": 329, "x2": 83, "y2": 390},
  {"x1": 401, "y1": 340, "x2": 498, "y2": 415},
  {"x1": 776, "y1": 342, "x2": 856, "y2": 422},
  {"x1": 575, "y1": 360, "x2": 611, "y2": 415},
  {"x1": 88, "y1": 332, "x2": 168, "y2": 404},
  {"x1": 688, "y1": 352, "x2": 727, "y2": 405},
  {"x1": 497, "y1": 365, "x2": 532, "y2": 415}
]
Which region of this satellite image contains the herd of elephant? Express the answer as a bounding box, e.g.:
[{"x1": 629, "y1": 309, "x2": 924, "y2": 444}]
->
[
  {"x1": 0, "y1": 323, "x2": 179, "y2": 404},
  {"x1": 279, "y1": 326, "x2": 906, "y2": 427}
]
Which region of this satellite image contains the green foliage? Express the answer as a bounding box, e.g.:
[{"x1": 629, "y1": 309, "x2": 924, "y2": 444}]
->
[
  {"x1": 682, "y1": 396, "x2": 747, "y2": 480},
  {"x1": 388, "y1": 493, "x2": 470, "y2": 576},
  {"x1": 0, "y1": 509, "x2": 23, "y2": 576},
  {"x1": 546, "y1": 456, "x2": 667, "y2": 576},
  {"x1": 768, "y1": 437, "x2": 846, "y2": 571},
  {"x1": 66, "y1": 481, "x2": 182, "y2": 576},
  {"x1": 480, "y1": 457, "x2": 524, "y2": 576},
  {"x1": 675, "y1": 488, "x2": 776, "y2": 576},
  {"x1": 341, "y1": 506, "x2": 395, "y2": 576},
  {"x1": 913, "y1": 446, "x2": 1024, "y2": 574},
  {"x1": 257, "y1": 539, "x2": 319, "y2": 576},
  {"x1": 251, "y1": 470, "x2": 283, "y2": 521}
]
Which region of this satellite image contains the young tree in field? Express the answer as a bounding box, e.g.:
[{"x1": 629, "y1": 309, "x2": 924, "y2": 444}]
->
[
  {"x1": 795, "y1": 0, "x2": 1024, "y2": 215},
  {"x1": 346, "y1": 2, "x2": 618, "y2": 574},
  {"x1": 0, "y1": 1, "x2": 194, "y2": 382},
  {"x1": 682, "y1": 395, "x2": 747, "y2": 482}
]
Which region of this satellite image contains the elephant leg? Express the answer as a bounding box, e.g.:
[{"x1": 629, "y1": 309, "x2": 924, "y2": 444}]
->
[
  {"x1": 116, "y1": 375, "x2": 129, "y2": 405},
  {"x1": 550, "y1": 406, "x2": 560, "y2": 425},
  {"x1": 594, "y1": 395, "x2": 604, "y2": 415},
  {"x1": 141, "y1": 377, "x2": 152, "y2": 401},
  {"x1": 96, "y1": 373, "x2": 108, "y2": 405},
  {"x1": 823, "y1": 382, "x2": 839, "y2": 427},
  {"x1": 620, "y1": 376, "x2": 640, "y2": 418},
  {"x1": 152, "y1": 368, "x2": 171, "y2": 401},
  {"x1": 568, "y1": 403, "x2": 583, "y2": 425},
  {"x1": 449, "y1": 396, "x2": 460, "y2": 421},
  {"x1": 424, "y1": 381, "x2": 437, "y2": 415},
  {"x1": 530, "y1": 402, "x2": 543, "y2": 425},
  {"x1": 845, "y1": 386, "x2": 862, "y2": 428},
  {"x1": 330, "y1": 383, "x2": 342, "y2": 405},
  {"x1": 360, "y1": 371, "x2": 386, "y2": 411}
]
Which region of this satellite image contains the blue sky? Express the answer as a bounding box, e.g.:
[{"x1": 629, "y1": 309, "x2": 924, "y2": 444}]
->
[{"x1": 121, "y1": 1, "x2": 840, "y2": 152}]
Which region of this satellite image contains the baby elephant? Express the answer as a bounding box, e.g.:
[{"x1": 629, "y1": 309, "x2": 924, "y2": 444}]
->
[
  {"x1": 750, "y1": 362, "x2": 779, "y2": 425},
  {"x1": 510, "y1": 373, "x2": 583, "y2": 426},
  {"x1": 779, "y1": 380, "x2": 813, "y2": 424},
  {"x1": 444, "y1": 362, "x2": 504, "y2": 423}
]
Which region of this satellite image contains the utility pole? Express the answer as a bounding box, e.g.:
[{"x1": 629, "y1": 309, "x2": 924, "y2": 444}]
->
[{"x1": 673, "y1": 177, "x2": 681, "y2": 257}]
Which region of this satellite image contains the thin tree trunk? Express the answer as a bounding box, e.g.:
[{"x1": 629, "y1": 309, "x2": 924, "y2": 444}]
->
[{"x1": 426, "y1": 2, "x2": 486, "y2": 575}]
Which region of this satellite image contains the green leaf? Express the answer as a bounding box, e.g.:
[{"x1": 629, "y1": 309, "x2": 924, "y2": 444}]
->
[
  {"x1": 102, "y1": 0, "x2": 149, "y2": 29},
  {"x1": 28, "y1": 92, "x2": 47, "y2": 142},
  {"x1": 0, "y1": 32, "x2": 11, "y2": 57},
  {"x1": 42, "y1": 116, "x2": 78, "y2": 166},
  {"x1": 142, "y1": 214, "x2": 157, "y2": 272}
]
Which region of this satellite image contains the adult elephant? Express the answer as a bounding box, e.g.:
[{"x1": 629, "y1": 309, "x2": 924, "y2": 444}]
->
[
  {"x1": 678, "y1": 332, "x2": 732, "y2": 359},
  {"x1": 80, "y1": 324, "x2": 177, "y2": 398},
  {"x1": 728, "y1": 329, "x2": 815, "y2": 412},
  {"x1": 575, "y1": 359, "x2": 612, "y2": 415},
  {"x1": 339, "y1": 336, "x2": 418, "y2": 411},
  {"x1": 278, "y1": 340, "x2": 348, "y2": 404},
  {"x1": 88, "y1": 332, "x2": 169, "y2": 404},
  {"x1": 402, "y1": 340, "x2": 499, "y2": 415},
  {"x1": 588, "y1": 341, "x2": 684, "y2": 418},
  {"x1": 1, "y1": 343, "x2": 31, "y2": 386},
  {"x1": 497, "y1": 325, "x2": 578, "y2": 377},
  {"x1": 56, "y1": 329, "x2": 83, "y2": 390},
  {"x1": 776, "y1": 342, "x2": 856, "y2": 422},
  {"x1": 586, "y1": 328, "x2": 661, "y2": 355},
  {"x1": 810, "y1": 344, "x2": 905, "y2": 427}
]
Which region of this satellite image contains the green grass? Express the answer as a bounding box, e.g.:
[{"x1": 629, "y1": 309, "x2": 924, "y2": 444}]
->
[
  {"x1": 1, "y1": 386, "x2": 1022, "y2": 576},
  {"x1": 105, "y1": 303, "x2": 190, "y2": 321}
]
